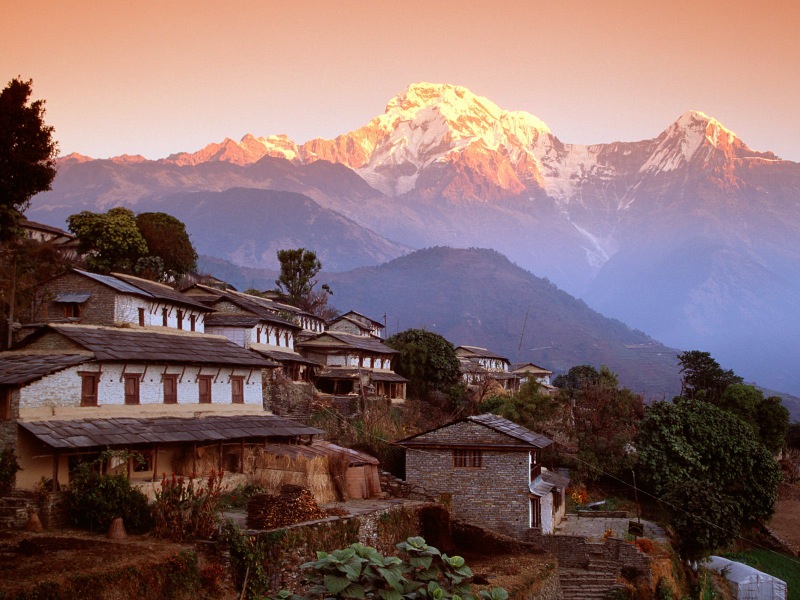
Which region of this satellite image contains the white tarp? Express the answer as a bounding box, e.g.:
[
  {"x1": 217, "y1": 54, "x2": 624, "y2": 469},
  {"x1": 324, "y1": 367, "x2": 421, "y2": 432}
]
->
[{"x1": 706, "y1": 556, "x2": 787, "y2": 600}]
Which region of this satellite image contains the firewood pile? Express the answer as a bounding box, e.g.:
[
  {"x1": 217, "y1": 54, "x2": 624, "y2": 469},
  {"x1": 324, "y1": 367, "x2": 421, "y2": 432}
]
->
[{"x1": 246, "y1": 484, "x2": 327, "y2": 529}]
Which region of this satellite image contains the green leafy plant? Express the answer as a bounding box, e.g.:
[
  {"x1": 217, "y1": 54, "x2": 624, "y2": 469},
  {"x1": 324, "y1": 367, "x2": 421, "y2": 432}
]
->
[
  {"x1": 275, "y1": 536, "x2": 507, "y2": 600},
  {"x1": 65, "y1": 453, "x2": 152, "y2": 533},
  {"x1": 0, "y1": 446, "x2": 21, "y2": 494}
]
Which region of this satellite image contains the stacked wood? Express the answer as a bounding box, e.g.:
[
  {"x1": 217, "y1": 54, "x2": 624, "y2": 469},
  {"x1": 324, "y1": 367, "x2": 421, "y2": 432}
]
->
[{"x1": 246, "y1": 484, "x2": 327, "y2": 529}]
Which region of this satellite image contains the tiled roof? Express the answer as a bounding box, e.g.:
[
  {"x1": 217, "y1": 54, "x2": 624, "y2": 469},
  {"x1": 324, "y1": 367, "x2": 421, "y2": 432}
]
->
[
  {"x1": 297, "y1": 332, "x2": 396, "y2": 354},
  {"x1": 469, "y1": 414, "x2": 553, "y2": 448},
  {"x1": 19, "y1": 415, "x2": 324, "y2": 449},
  {"x1": 251, "y1": 347, "x2": 320, "y2": 366},
  {"x1": 397, "y1": 413, "x2": 552, "y2": 449},
  {"x1": 46, "y1": 325, "x2": 272, "y2": 367},
  {"x1": 0, "y1": 353, "x2": 92, "y2": 386},
  {"x1": 205, "y1": 313, "x2": 261, "y2": 327},
  {"x1": 113, "y1": 273, "x2": 211, "y2": 311},
  {"x1": 369, "y1": 371, "x2": 409, "y2": 383}
]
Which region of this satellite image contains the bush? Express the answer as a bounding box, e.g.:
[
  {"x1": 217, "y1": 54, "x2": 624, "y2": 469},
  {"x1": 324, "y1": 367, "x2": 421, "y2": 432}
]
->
[
  {"x1": 65, "y1": 458, "x2": 152, "y2": 533},
  {"x1": 0, "y1": 446, "x2": 21, "y2": 494},
  {"x1": 152, "y1": 470, "x2": 224, "y2": 540}
]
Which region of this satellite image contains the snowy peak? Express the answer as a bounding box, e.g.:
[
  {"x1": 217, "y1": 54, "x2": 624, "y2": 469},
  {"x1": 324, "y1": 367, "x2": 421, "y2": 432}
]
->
[
  {"x1": 165, "y1": 134, "x2": 299, "y2": 166},
  {"x1": 640, "y1": 110, "x2": 775, "y2": 173}
]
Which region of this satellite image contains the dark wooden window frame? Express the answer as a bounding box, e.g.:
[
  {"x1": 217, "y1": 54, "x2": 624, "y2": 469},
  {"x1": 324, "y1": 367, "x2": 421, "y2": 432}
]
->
[
  {"x1": 453, "y1": 449, "x2": 483, "y2": 468},
  {"x1": 198, "y1": 375, "x2": 213, "y2": 404},
  {"x1": 163, "y1": 374, "x2": 178, "y2": 404},
  {"x1": 138, "y1": 307, "x2": 145, "y2": 326},
  {"x1": 190, "y1": 314, "x2": 196, "y2": 331},
  {"x1": 0, "y1": 387, "x2": 11, "y2": 420},
  {"x1": 162, "y1": 307, "x2": 168, "y2": 327},
  {"x1": 530, "y1": 495, "x2": 541, "y2": 528},
  {"x1": 79, "y1": 372, "x2": 99, "y2": 407},
  {"x1": 176, "y1": 309, "x2": 183, "y2": 330},
  {"x1": 124, "y1": 373, "x2": 141, "y2": 405},
  {"x1": 231, "y1": 376, "x2": 245, "y2": 404}
]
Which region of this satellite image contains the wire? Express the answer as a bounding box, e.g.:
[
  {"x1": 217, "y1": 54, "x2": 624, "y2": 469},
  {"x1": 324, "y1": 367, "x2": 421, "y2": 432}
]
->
[{"x1": 314, "y1": 403, "x2": 800, "y2": 570}]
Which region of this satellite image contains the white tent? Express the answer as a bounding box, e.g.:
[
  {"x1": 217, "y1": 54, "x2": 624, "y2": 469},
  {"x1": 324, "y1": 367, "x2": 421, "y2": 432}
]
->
[{"x1": 706, "y1": 556, "x2": 787, "y2": 600}]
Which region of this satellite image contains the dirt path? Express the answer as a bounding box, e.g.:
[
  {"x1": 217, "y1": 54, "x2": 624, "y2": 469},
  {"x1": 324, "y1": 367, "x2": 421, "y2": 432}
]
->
[{"x1": 767, "y1": 484, "x2": 800, "y2": 554}]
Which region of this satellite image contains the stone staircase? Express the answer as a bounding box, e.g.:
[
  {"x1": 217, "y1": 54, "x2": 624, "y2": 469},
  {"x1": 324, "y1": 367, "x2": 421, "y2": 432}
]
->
[{"x1": 559, "y1": 559, "x2": 626, "y2": 599}]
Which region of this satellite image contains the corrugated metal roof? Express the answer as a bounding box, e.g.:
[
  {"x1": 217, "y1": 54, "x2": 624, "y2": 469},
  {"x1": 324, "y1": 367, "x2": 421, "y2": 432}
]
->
[
  {"x1": 47, "y1": 325, "x2": 272, "y2": 367},
  {"x1": 0, "y1": 353, "x2": 92, "y2": 385},
  {"x1": 19, "y1": 415, "x2": 324, "y2": 449}
]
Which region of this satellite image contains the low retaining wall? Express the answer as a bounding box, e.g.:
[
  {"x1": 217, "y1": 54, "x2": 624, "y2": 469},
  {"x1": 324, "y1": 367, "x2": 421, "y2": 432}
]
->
[{"x1": 540, "y1": 534, "x2": 651, "y2": 579}]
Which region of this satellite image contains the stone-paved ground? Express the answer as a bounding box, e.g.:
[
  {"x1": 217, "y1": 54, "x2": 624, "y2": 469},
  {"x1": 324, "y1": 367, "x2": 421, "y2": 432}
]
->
[{"x1": 555, "y1": 514, "x2": 668, "y2": 542}]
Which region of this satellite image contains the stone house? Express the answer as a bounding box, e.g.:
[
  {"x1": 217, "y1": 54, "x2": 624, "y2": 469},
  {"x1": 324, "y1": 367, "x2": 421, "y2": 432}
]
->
[
  {"x1": 296, "y1": 332, "x2": 407, "y2": 401},
  {"x1": 456, "y1": 345, "x2": 518, "y2": 391},
  {"x1": 0, "y1": 323, "x2": 319, "y2": 491},
  {"x1": 20, "y1": 219, "x2": 80, "y2": 260},
  {"x1": 38, "y1": 269, "x2": 211, "y2": 332},
  {"x1": 327, "y1": 311, "x2": 385, "y2": 338},
  {"x1": 398, "y1": 413, "x2": 568, "y2": 540}
]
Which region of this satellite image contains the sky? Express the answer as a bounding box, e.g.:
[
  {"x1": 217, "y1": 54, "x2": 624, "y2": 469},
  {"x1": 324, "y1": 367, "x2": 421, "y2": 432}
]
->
[{"x1": 3, "y1": 0, "x2": 799, "y2": 161}]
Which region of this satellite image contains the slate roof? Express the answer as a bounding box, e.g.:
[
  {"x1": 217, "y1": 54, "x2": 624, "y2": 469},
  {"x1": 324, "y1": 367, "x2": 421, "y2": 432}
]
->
[
  {"x1": 397, "y1": 413, "x2": 552, "y2": 449},
  {"x1": 511, "y1": 362, "x2": 553, "y2": 374},
  {"x1": 113, "y1": 273, "x2": 211, "y2": 311},
  {"x1": 55, "y1": 292, "x2": 92, "y2": 304},
  {"x1": 297, "y1": 332, "x2": 396, "y2": 355},
  {"x1": 456, "y1": 345, "x2": 509, "y2": 361},
  {"x1": 18, "y1": 415, "x2": 324, "y2": 449},
  {"x1": 212, "y1": 293, "x2": 301, "y2": 329},
  {"x1": 0, "y1": 353, "x2": 92, "y2": 386},
  {"x1": 369, "y1": 371, "x2": 409, "y2": 383},
  {"x1": 469, "y1": 414, "x2": 553, "y2": 448},
  {"x1": 205, "y1": 313, "x2": 261, "y2": 328},
  {"x1": 251, "y1": 347, "x2": 320, "y2": 366},
  {"x1": 336, "y1": 311, "x2": 384, "y2": 327},
  {"x1": 328, "y1": 316, "x2": 374, "y2": 333},
  {"x1": 44, "y1": 325, "x2": 271, "y2": 367}
]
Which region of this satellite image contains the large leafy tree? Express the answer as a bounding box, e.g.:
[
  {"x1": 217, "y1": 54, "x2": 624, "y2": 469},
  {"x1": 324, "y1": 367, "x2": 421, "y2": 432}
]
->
[
  {"x1": 555, "y1": 365, "x2": 644, "y2": 481},
  {"x1": 68, "y1": 207, "x2": 149, "y2": 274},
  {"x1": 135, "y1": 212, "x2": 197, "y2": 278},
  {"x1": 677, "y1": 350, "x2": 742, "y2": 403},
  {"x1": 719, "y1": 383, "x2": 790, "y2": 455},
  {"x1": 636, "y1": 398, "x2": 781, "y2": 560},
  {"x1": 0, "y1": 78, "x2": 57, "y2": 241},
  {"x1": 385, "y1": 329, "x2": 461, "y2": 400}
]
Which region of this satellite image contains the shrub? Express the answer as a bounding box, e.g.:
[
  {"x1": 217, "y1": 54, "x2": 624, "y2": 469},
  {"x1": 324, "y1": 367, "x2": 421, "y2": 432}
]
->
[
  {"x1": 152, "y1": 470, "x2": 223, "y2": 540},
  {"x1": 65, "y1": 457, "x2": 152, "y2": 533},
  {"x1": 0, "y1": 446, "x2": 21, "y2": 494}
]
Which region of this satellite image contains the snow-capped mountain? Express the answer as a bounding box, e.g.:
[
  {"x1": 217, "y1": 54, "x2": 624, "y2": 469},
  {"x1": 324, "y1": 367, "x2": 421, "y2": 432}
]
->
[{"x1": 29, "y1": 82, "x2": 800, "y2": 396}]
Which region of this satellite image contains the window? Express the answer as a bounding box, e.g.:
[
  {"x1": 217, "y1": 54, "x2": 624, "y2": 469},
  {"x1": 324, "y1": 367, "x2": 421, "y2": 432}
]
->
[
  {"x1": 124, "y1": 374, "x2": 140, "y2": 405},
  {"x1": 80, "y1": 372, "x2": 99, "y2": 407},
  {"x1": 138, "y1": 307, "x2": 145, "y2": 326},
  {"x1": 453, "y1": 449, "x2": 482, "y2": 468},
  {"x1": 162, "y1": 307, "x2": 168, "y2": 326},
  {"x1": 198, "y1": 375, "x2": 212, "y2": 404},
  {"x1": 63, "y1": 304, "x2": 80, "y2": 318},
  {"x1": 163, "y1": 374, "x2": 178, "y2": 404},
  {"x1": 0, "y1": 387, "x2": 11, "y2": 420},
  {"x1": 530, "y1": 496, "x2": 541, "y2": 528},
  {"x1": 190, "y1": 314, "x2": 196, "y2": 331},
  {"x1": 176, "y1": 310, "x2": 183, "y2": 330},
  {"x1": 553, "y1": 489, "x2": 562, "y2": 514},
  {"x1": 231, "y1": 376, "x2": 244, "y2": 404}
]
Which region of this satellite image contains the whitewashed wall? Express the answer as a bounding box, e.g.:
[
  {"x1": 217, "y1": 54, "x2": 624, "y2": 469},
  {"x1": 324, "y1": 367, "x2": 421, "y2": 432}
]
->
[
  {"x1": 19, "y1": 362, "x2": 262, "y2": 410},
  {"x1": 114, "y1": 296, "x2": 206, "y2": 333}
]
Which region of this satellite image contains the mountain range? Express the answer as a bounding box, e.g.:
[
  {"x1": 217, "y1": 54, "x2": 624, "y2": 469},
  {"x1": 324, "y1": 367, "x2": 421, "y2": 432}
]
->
[{"x1": 27, "y1": 82, "x2": 800, "y2": 396}]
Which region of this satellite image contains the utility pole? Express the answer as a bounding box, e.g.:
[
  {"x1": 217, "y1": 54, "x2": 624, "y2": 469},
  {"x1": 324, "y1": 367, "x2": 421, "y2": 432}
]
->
[{"x1": 6, "y1": 253, "x2": 16, "y2": 350}]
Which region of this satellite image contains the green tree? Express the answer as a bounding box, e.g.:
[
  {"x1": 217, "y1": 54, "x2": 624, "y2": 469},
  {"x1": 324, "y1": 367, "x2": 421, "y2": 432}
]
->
[
  {"x1": 553, "y1": 365, "x2": 643, "y2": 481},
  {"x1": 479, "y1": 380, "x2": 562, "y2": 433},
  {"x1": 135, "y1": 212, "x2": 197, "y2": 278},
  {"x1": 0, "y1": 78, "x2": 58, "y2": 241},
  {"x1": 68, "y1": 207, "x2": 149, "y2": 274},
  {"x1": 716, "y1": 384, "x2": 789, "y2": 455},
  {"x1": 385, "y1": 329, "x2": 461, "y2": 400},
  {"x1": 274, "y1": 248, "x2": 335, "y2": 316},
  {"x1": 636, "y1": 398, "x2": 781, "y2": 560},
  {"x1": 677, "y1": 350, "x2": 742, "y2": 403}
]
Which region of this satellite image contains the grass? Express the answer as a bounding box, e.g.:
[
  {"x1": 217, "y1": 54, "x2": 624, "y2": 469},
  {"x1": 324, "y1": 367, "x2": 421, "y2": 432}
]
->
[{"x1": 721, "y1": 549, "x2": 800, "y2": 600}]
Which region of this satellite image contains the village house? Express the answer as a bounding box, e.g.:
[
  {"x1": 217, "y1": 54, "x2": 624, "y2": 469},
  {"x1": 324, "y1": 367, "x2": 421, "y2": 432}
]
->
[
  {"x1": 37, "y1": 269, "x2": 211, "y2": 332},
  {"x1": 327, "y1": 311, "x2": 385, "y2": 338},
  {"x1": 0, "y1": 323, "x2": 327, "y2": 491},
  {"x1": 19, "y1": 219, "x2": 80, "y2": 260},
  {"x1": 456, "y1": 345, "x2": 519, "y2": 391},
  {"x1": 397, "y1": 413, "x2": 568, "y2": 540},
  {"x1": 296, "y1": 331, "x2": 407, "y2": 401},
  {"x1": 511, "y1": 362, "x2": 558, "y2": 394}
]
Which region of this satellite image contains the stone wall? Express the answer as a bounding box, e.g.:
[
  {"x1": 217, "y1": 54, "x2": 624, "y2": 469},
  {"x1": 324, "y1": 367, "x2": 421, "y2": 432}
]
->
[
  {"x1": 42, "y1": 273, "x2": 117, "y2": 325},
  {"x1": 0, "y1": 389, "x2": 19, "y2": 449},
  {"x1": 265, "y1": 378, "x2": 316, "y2": 419},
  {"x1": 406, "y1": 447, "x2": 531, "y2": 540},
  {"x1": 539, "y1": 534, "x2": 652, "y2": 579}
]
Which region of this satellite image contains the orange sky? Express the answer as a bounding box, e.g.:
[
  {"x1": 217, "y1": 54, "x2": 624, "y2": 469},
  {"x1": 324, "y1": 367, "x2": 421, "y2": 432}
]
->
[{"x1": 2, "y1": 0, "x2": 798, "y2": 161}]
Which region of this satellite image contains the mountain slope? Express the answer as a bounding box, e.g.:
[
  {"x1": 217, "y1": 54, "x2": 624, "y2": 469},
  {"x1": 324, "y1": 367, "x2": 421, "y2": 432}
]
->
[{"x1": 325, "y1": 247, "x2": 682, "y2": 399}]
